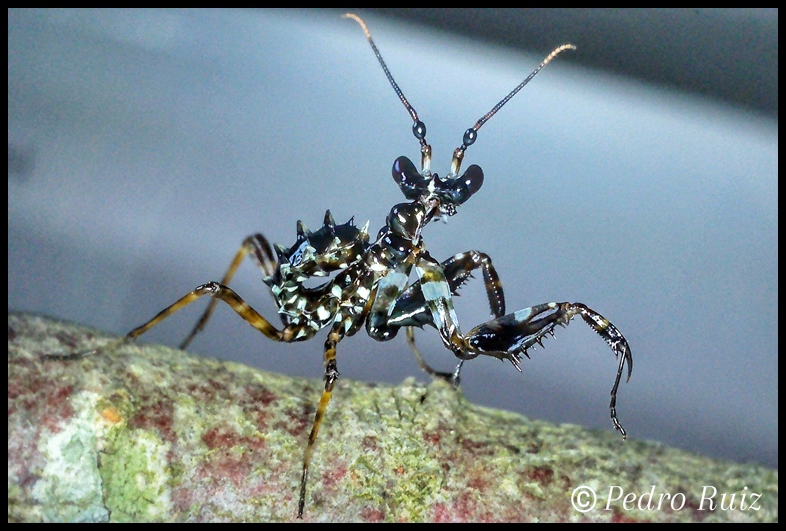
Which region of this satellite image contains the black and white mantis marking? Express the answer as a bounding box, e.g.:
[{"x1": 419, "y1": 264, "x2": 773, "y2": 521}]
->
[{"x1": 49, "y1": 13, "x2": 633, "y2": 519}]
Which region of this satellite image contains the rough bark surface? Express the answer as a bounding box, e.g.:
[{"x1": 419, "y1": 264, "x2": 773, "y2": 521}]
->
[{"x1": 8, "y1": 312, "x2": 777, "y2": 522}]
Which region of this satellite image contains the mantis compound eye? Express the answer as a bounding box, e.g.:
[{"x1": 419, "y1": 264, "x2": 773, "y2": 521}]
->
[
  {"x1": 458, "y1": 164, "x2": 484, "y2": 200},
  {"x1": 436, "y1": 164, "x2": 484, "y2": 211},
  {"x1": 392, "y1": 156, "x2": 428, "y2": 200}
]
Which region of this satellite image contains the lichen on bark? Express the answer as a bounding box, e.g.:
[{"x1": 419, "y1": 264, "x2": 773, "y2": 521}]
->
[{"x1": 8, "y1": 312, "x2": 778, "y2": 522}]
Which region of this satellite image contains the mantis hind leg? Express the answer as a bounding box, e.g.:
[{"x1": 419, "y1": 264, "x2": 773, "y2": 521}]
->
[
  {"x1": 45, "y1": 281, "x2": 308, "y2": 360},
  {"x1": 180, "y1": 233, "x2": 277, "y2": 349}
]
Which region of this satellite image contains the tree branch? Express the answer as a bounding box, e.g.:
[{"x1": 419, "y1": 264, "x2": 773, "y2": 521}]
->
[{"x1": 8, "y1": 312, "x2": 777, "y2": 522}]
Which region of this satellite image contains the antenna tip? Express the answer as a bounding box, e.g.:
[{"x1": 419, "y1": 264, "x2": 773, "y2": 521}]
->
[
  {"x1": 343, "y1": 13, "x2": 371, "y2": 38},
  {"x1": 553, "y1": 43, "x2": 577, "y2": 56},
  {"x1": 540, "y1": 43, "x2": 577, "y2": 68}
]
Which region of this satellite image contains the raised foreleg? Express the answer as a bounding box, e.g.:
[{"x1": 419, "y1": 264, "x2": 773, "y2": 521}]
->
[
  {"x1": 389, "y1": 250, "x2": 505, "y2": 329},
  {"x1": 411, "y1": 256, "x2": 632, "y2": 437},
  {"x1": 466, "y1": 302, "x2": 633, "y2": 438},
  {"x1": 389, "y1": 250, "x2": 506, "y2": 384}
]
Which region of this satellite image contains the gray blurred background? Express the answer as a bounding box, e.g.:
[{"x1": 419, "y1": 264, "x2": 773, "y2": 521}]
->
[{"x1": 9, "y1": 9, "x2": 777, "y2": 469}]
